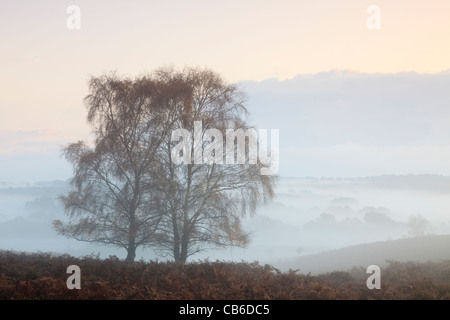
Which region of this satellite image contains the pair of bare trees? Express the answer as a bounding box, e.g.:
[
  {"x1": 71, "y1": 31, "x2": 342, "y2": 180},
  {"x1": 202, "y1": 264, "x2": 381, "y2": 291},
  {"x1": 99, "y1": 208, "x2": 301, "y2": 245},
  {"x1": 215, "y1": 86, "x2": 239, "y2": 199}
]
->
[{"x1": 53, "y1": 67, "x2": 277, "y2": 262}]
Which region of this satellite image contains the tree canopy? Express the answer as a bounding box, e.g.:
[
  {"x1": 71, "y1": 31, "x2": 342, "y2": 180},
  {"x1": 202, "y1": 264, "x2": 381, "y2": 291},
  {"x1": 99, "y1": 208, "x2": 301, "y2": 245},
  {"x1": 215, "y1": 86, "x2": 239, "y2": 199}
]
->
[{"x1": 54, "y1": 67, "x2": 277, "y2": 262}]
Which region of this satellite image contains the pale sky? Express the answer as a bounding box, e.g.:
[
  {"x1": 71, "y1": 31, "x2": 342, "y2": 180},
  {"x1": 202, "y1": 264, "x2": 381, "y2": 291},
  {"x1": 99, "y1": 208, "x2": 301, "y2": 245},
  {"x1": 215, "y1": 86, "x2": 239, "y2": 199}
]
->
[{"x1": 1, "y1": 0, "x2": 450, "y2": 181}]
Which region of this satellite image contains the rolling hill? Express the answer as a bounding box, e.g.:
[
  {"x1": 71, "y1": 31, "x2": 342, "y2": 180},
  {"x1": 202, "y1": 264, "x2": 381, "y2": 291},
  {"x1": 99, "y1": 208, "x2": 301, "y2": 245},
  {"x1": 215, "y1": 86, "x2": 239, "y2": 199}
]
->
[{"x1": 275, "y1": 234, "x2": 450, "y2": 274}]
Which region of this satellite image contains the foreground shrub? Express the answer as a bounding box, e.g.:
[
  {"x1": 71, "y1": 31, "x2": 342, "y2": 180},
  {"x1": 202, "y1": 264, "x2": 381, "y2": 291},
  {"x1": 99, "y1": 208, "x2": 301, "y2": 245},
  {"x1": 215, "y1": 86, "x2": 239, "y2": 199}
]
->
[{"x1": 1, "y1": 250, "x2": 450, "y2": 299}]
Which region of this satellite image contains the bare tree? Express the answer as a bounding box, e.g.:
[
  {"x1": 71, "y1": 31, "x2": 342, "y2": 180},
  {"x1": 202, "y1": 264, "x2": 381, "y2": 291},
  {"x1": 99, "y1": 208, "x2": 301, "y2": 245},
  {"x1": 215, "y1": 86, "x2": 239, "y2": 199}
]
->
[
  {"x1": 55, "y1": 67, "x2": 277, "y2": 263},
  {"x1": 152, "y1": 67, "x2": 278, "y2": 262},
  {"x1": 53, "y1": 72, "x2": 192, "y2": 261},
  {"x1": 407, "y1": 214, "x2": 430, "y2": 238}
]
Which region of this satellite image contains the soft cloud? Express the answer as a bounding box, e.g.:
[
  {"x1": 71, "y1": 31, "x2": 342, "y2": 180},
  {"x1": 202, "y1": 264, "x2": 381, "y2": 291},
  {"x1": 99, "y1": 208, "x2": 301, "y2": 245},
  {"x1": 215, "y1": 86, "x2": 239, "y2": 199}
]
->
[
  {"x1": 242, "y1": 71, "x2": 450, "y2": 177},
  {"x1": 282, "y1": 144, "x2": 450, "y2": 177},
  {"x1": 0, "y1": 130, "x2": 64, "y2": 155}
]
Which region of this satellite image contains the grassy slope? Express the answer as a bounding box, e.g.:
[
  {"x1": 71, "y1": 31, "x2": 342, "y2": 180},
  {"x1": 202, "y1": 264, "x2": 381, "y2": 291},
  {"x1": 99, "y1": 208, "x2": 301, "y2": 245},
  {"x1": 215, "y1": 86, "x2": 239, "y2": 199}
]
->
[{"x1": 275, "y1": 234, "x2": 450, "y2": 274}]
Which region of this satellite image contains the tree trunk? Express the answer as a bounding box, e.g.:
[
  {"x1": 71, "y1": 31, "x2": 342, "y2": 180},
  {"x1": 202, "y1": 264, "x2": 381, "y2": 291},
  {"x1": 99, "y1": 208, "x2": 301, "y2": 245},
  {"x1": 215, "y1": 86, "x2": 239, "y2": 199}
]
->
[
  {"x1": 180, "y1": 241, "x2": 188, "y2": 263},
  {"x1": 126, "y1": 211, "x2": 136, "y2": 262},
  {"x1": 173, "y1": 240, "x2": 180, "y2": 262},
  {"x1": 179, "y1": 229, "x2": 189, "y2": 263},
  {"x1": 125, "y1": 243, "x2": 136, "y2": 262},
  {"x1": 173, "y1": 233, "x2": 188, "y2": 262},
  {"x1": 172, "y1": 208, "x2": 181, "y2": 262}
]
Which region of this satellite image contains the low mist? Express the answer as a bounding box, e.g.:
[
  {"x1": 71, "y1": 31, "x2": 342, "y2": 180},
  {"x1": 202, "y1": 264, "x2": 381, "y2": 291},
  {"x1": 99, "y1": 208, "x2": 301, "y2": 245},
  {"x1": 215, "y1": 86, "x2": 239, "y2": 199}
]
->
[{"x1": 2, "y1": 174, "x2": 450, "y2": 274}]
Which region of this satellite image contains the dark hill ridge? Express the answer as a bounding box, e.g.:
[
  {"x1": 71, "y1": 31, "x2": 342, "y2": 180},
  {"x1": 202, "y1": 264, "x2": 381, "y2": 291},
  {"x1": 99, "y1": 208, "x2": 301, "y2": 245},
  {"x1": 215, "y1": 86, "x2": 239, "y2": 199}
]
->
[{"x1": 275, "y1": 234, "x2": 450, "y2": 274}]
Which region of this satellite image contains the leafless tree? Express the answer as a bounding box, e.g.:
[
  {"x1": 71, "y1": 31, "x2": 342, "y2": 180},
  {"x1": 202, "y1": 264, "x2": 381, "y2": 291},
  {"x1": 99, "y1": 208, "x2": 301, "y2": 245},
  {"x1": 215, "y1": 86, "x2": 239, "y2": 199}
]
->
[
  {"x1": 407, "y1": 214, "x2": 430, "y2": 238},
  {"x1": 53, "y1": 72, "x2": 192, "y2": 261},
  {"x1": 55, "y1": 67, "x2": 277, "y2": 263},
  {"x1": 152, "y1": 67, "x2": 278, "y2": 262}
]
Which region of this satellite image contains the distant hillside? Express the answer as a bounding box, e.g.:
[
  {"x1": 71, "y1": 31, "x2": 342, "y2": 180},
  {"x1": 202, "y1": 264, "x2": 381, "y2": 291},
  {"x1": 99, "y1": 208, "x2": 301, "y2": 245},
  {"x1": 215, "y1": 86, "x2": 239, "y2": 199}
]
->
[{"x1": 275, "y1": 234, "x2": 450, "y2": 274}]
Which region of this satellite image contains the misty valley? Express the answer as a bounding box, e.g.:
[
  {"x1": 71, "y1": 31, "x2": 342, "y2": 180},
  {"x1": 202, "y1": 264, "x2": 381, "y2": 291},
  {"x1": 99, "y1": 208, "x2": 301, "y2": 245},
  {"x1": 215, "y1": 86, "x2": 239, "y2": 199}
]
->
[{"x1": 1, "y1": 174, "x2": 450, "y2": 275}]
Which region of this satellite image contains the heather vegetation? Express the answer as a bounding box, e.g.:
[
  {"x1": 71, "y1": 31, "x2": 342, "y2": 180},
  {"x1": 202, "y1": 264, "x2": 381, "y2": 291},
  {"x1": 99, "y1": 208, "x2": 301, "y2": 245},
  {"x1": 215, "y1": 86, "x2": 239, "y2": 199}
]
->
[{"x1": 1, "y1": 250, "x2": 450, "y2": 300}]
